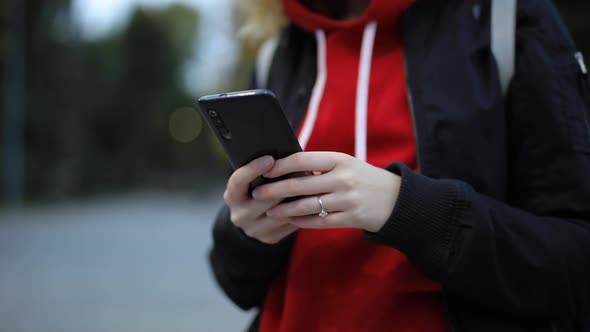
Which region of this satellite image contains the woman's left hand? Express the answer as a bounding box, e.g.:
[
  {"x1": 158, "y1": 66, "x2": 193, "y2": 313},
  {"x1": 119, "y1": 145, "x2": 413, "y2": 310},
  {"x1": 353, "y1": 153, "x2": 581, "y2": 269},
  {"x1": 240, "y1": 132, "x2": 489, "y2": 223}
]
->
[{"x1": 251, "y1": 152, "x2": 401, "y2": 232}]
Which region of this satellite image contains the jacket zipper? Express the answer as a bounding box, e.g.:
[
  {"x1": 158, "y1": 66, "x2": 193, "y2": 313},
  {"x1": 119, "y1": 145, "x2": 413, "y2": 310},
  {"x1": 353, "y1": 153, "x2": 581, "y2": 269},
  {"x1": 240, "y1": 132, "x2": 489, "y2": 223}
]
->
[
  {"x1": 403, "y1": 55, "x2": 423, "y2": 170},
  {"x1": 576, "y1": 52, "x2": 587, "y2": 75},
  {"x1": 576, "y1": 52, "x2": 590, "y2": 145}
]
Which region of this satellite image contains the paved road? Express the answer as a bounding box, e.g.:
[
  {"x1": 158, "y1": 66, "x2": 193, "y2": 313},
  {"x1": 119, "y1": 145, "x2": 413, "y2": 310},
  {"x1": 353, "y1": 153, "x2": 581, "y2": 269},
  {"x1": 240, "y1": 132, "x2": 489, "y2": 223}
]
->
[{"x1": 0, "y1": 192, "x2": 253, "y2": 332}]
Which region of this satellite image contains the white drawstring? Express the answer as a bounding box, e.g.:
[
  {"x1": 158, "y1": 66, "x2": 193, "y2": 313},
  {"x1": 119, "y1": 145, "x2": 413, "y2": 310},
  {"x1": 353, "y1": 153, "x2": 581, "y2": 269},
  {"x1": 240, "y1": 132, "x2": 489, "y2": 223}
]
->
[
  {"x1": 298, "y1": 30, "x2": 328, "y2": 150},
  {"x1": 355, "y1": 21, "x2": 377, "y2": 162},
  {"x1": 298, "y1": 22, "x2": 377, "y2": 162}
]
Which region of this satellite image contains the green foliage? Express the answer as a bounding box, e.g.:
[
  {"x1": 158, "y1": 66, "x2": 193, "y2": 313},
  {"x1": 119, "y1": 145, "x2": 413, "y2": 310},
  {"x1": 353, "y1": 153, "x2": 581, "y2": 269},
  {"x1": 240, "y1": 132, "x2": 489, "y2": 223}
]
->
[
  {"x1": 78, "y1": 5, "x2": 226, "y2": 194},
  {"x1": 4, "y1": 0, "x2": 229, "y2": 201}
]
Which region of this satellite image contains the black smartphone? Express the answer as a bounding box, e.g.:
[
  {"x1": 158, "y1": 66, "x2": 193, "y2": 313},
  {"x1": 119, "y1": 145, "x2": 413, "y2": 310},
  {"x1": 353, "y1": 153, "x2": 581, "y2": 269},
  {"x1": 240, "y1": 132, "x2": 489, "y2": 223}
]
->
[{"x1": 198, "y1": 89, "x2": 305, "y2": 191}]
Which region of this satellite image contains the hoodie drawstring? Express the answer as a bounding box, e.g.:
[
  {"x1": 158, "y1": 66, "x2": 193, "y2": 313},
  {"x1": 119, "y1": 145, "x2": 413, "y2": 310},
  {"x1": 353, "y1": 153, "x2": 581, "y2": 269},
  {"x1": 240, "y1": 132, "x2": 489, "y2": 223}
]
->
[
  {"x1": 298, "y1": 30, "x2": 328, "y2": 151},
  {"x1": 355, "y1": 21, "x2": 377, "y2": 162},
  {"x1": 298, "y1": 22, "x2": 378, "y2": 162}
]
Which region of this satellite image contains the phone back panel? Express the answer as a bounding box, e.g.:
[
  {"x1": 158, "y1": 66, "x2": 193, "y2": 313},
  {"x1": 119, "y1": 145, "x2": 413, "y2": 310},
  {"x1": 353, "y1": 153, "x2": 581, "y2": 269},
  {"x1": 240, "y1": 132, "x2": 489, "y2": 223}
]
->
[{"x1": 198, "y1": 89, "x2": 303, "y2": 170}]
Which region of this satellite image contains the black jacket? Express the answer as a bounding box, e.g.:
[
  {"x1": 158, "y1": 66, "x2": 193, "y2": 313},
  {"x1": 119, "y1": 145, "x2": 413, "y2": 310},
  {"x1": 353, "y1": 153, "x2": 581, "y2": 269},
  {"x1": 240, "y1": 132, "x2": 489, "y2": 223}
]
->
[{"x1": 209, "y1": 0, "x2": 590, "y2": 331}]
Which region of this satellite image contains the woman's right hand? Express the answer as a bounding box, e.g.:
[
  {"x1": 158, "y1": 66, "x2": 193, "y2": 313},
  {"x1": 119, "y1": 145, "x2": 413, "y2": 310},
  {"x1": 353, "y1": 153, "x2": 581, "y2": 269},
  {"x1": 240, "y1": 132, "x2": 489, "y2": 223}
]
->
[{"x1": 224, "y1": 156, "x2": 299, "y2": 245}]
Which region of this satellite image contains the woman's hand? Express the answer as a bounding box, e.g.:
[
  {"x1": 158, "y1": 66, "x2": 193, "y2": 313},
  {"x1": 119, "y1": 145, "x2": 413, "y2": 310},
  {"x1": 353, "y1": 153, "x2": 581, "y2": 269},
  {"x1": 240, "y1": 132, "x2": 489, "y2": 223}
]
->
[
  {"x1": 224, "y1": 156, "x2": 299, "y2": 244},
  {"x1": 251, "y1": 152, "x2": 401, "y2": 232}
]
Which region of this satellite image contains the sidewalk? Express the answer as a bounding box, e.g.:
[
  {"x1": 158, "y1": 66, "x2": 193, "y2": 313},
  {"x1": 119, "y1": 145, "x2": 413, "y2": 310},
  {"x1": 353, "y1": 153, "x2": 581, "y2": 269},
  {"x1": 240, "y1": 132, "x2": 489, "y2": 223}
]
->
[{"x1": 0, "y1": 192, "x2": 252, "y2": 332}]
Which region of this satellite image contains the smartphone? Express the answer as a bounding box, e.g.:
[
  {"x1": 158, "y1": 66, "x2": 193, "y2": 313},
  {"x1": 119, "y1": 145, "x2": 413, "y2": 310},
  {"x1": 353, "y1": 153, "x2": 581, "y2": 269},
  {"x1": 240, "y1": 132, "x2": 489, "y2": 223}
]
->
[{"x1": 198, "y1": 89, "x2": 305, "y2": 191}]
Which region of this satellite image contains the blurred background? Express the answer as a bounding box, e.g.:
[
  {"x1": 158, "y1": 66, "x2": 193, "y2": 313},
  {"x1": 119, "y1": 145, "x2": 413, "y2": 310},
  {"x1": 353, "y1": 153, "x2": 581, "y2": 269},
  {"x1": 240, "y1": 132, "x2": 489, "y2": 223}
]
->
[{"x1": 0, "y1": 0, "x2": 588, "y2": 331}]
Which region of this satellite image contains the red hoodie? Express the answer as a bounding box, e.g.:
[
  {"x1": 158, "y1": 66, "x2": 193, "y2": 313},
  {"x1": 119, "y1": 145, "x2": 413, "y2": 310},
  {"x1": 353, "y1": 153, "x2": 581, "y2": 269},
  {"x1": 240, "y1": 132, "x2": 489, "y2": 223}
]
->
[{"x1": 260, "y1": 1, "x2": 449, "y2": 331}]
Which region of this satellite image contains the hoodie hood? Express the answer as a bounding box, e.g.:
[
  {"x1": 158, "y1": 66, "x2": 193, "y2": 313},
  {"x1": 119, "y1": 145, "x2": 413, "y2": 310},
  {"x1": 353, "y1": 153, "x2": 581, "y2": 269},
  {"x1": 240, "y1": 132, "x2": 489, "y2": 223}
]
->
[
  {"x1": 282, "y1": 0, "x2": 413, "y2": 32},
  {"x1": 287, "y1": 0, "x2": 414, "y2": 161}
]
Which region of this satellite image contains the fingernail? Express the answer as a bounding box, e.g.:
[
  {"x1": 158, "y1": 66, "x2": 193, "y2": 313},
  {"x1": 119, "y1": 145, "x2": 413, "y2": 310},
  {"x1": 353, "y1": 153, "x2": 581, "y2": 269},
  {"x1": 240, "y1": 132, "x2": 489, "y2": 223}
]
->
[{"x1": 255, "y1": 156, "x2": 273, "y2": 169}]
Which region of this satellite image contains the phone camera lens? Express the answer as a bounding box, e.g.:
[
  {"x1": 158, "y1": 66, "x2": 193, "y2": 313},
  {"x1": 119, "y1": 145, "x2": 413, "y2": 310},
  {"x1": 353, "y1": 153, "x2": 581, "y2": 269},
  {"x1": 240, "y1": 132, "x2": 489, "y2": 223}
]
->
[
  {"x1": 208, "y1": 110, "x2": 217, "y2": 117},
  {"x1": 219, "y1": 127, "x2": 232, "y2": 141}
]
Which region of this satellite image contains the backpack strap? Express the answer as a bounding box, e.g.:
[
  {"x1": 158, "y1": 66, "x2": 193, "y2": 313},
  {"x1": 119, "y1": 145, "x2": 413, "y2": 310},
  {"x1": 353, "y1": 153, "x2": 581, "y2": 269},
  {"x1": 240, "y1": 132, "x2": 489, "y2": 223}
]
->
[
  {"x1": 491, "y1": 0, "x2": 518, "y2": 95},
  {"x1": 255, "y1": 36, "x2": 280, "y2": 89}
]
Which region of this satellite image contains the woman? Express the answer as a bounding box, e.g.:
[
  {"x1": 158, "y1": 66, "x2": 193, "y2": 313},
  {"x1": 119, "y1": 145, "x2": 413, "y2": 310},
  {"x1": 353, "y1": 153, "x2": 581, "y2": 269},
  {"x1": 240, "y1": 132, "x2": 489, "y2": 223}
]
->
[{"x1": 210, "y1": 0, "x2": 590, "y2": 331}]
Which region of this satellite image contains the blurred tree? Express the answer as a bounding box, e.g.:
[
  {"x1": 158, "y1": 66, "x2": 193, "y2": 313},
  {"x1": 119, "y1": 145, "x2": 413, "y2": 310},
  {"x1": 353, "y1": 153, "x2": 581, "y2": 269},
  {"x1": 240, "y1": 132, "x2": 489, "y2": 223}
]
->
[
  {"x1": 3, "y1": 0, "x2": 76, "y2": 200},
  {"x1": 85, "y1": 8, "x2": 182, "y2": 190},
  {"x1": 1, "y1": 0, "x2": 26, "y2": 205},
  {"x1": 80, "y1": 5, "x2": 218, "y2": 194},
  {"x1": 2, "y1": 0, "x2": 223, "y2": 202}
]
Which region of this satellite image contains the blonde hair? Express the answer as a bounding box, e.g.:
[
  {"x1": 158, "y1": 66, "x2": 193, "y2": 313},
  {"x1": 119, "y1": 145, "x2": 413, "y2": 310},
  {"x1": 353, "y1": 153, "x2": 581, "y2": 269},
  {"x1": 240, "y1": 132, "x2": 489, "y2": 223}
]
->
[{"x1": 233, "y1": 0, "x2": 288, "y2": 58}]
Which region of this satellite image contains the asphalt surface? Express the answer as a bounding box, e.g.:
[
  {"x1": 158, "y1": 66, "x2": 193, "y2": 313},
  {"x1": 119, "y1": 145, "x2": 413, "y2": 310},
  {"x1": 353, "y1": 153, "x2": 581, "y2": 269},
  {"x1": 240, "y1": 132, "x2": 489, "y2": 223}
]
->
[{"x1": 0, "y1": 192, "x2": 253, "y2": 332}]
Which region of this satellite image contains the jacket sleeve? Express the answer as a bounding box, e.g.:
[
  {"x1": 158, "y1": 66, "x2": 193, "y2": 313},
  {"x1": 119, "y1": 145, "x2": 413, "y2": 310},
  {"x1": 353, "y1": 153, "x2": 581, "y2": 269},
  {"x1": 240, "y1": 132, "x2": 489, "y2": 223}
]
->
[
  {"x1": 366, "y1": 1, "x2": 590, "y2": 319},
  {"x1": 209, "y1": 204, "x2": 295, "y2": 310}
]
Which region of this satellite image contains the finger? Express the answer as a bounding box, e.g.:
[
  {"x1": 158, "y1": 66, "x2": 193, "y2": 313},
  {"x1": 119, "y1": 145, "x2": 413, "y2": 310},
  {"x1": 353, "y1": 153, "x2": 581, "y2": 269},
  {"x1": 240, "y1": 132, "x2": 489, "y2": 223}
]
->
[
  {"x1": 243, "y1": 216, "x2": 293, "y2": 239},
  {"x1": 225, "y1": 156, "x2": 274, "y2": 204},
  {"x1": 266, "y1": 193, "x2": 343, "y2": 218},
  {"x1": 264, "y1": 223, "x2": 299, "y2": 244},
  {"x1": 230, "y1": 199, "x2": 280, "y2": 227},
  {"x1": 264, "y1": 152, "x2": 347, "y2": 179},
  {"x1": 287, "y1": 212, "x2": 350, "y2": 229},
  {"x1": 252, "y1": 172, "x2": 338, "y2": 200}
]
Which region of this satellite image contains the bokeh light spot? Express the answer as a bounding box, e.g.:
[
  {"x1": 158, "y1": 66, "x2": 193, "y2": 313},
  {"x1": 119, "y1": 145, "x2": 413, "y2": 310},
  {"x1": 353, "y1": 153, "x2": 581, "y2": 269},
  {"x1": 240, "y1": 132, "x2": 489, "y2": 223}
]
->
[{"x1": 169, "y1": 107, "x2": 202, "y2": 143}]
